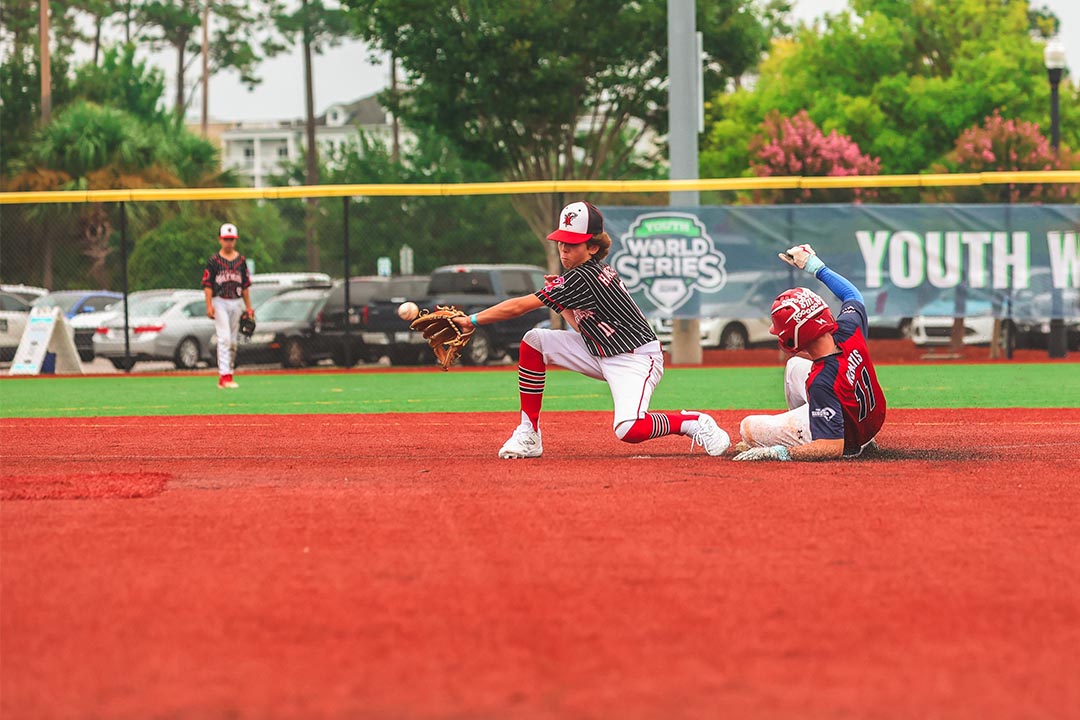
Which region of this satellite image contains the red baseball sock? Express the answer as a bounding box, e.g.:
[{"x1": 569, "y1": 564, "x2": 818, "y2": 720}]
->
[
  {"x1": 517, "y1": 341, "x2": 545, "y2": 431},
  {"x1": 619, "y1": 411, "x2": 699, "y2": 443}
]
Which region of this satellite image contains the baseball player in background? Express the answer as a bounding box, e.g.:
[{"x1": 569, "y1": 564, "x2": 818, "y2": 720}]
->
[
  {"x1": 202, "y1": 222, "x2": 254, "y2": 389},
  {"x1": 733, "y1": 244, "x2": 886, "y2": 461},
  {"x1": 453, "y1": 200, "x2": 730, "y2": 459}
]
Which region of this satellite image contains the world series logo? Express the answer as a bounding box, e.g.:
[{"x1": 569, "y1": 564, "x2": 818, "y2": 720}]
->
[{"x1": 610, "y1": 212, "x2": 727, "y2": 313}]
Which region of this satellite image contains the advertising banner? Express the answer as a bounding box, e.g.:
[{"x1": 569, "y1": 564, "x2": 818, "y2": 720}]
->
[{"x1": 602, "y1": 205, "x2": 1080, "y2": 324}]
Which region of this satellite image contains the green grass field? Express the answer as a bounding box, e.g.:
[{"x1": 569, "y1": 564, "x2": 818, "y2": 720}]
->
[{"x1": 1, "y1": 364, "x2": 1075, "y2": 418}]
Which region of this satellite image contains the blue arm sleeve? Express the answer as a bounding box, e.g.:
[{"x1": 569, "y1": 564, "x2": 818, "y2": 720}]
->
[{"x1": 815, "y1": 265, "x2": 863, "y2": 304}]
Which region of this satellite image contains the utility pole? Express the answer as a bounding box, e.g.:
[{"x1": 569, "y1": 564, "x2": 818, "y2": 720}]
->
[
  {"x1": 201, "y1": 3, "x2": 209, "y2": 137},
  {"x1": 39, "y1": 0, "x2": 52, "y2": 125},
  {"x1": 667, "y1": 0, "x2": 702, "y2": 365},
  {"x1": 1045, "y1": 39, "x2": 1067, "y2": 359}
]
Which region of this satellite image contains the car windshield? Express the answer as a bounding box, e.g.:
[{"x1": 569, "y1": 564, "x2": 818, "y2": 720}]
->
[
  {"x1": 31, "y1": 294, "x2": 82, "y2": 312},
  {"x1": 428, "y1": 272, "x2": 493, "y2": 295},
  {"x1": 258, "y1": 296, "x2": 319, "y2": 321}
]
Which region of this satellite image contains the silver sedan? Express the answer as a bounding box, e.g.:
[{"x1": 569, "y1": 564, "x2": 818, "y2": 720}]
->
[{"x1": 93, "y1": 290, "x2": 216, "y2": 370}]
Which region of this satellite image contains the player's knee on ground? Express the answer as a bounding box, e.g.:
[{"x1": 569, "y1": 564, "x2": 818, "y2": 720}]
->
[{"x1": 614, "y1": 418, "x2": 649, "y2": 443}]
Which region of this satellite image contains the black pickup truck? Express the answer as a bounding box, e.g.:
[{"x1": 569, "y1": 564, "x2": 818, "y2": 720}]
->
[
  {"x1": 319, "y1": 274, "x2": 432, "y2": 366},
  {"x1": 367, "y1": 264, "x2": 551, "y2": 366}
]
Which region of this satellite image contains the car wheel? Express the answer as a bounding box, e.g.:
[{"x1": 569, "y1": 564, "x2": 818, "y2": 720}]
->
[
  {"x1": 282, "y1": 338, "x2": 306, "y2": 368},
  {"x1": 174, "y1": 337, "x2": 201, "y2": 369},
  {"x1": 719, "y1": 324, "x2": 749, "y2": 350},
  {"x1": 462, "y1": 328, "x2": 492, "y2": 365},
  {"x1": 110, "y1": 357, "x2": 136, "y2": 371},
  {"x1": 78, "y1": 351, "x2": 94, "y2": 362}
]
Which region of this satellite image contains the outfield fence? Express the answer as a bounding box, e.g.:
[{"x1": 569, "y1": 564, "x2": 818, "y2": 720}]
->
[{"x1": 1, "y1": 172, "x2": 1078, "y2": 372}]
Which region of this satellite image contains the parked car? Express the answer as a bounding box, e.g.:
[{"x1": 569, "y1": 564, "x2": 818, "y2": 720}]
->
[
  {"x1": 651, "y1": 271, "x2": 792, "y2": 350},
  {"x1": 68, "y1": 290, "x2": 178, "y2": 362},
  {"x1": 1011, "y1": 287, "x2": 1080, "y2": 350},
  {"x1": 319, "y1": 274, "x2": 433, "y2": 366},
  {"x1": 248, "y1": 272, "x2": 333, "y2": 308},
  {"x1": 31, "y1": 290, "x2": 122, "y2": 319},
  {"x1": 93, "y1": 290, "x2": 215, "y2": 370},
  {"x1": 411, "y1": 264, "x2": 550, "y2": 365},
  {"x1": 0, "y1": 284, "x2": 48, "y2": 303},
  {"x1": 0, "y1": 291, "x2": 34, "y2": 362},
  {"x1": 911, "y1": 271, "x2": 1080, "y2": 350},
  {"x1": 210, "y1": 287, "x2": 335, "y2": 368}
]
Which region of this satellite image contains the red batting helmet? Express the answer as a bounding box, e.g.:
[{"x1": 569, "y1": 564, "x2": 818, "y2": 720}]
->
[{"x1": 770, "y1": 287, "x2": 837, "y2": 354}]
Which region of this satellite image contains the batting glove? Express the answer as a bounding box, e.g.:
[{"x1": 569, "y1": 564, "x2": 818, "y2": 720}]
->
[
  {"x1": 779, "y1": 244, "x2": 824, "y2": 275},
  {"x1": 732, "y1": 445, "x2": 792, "y2": 462}
]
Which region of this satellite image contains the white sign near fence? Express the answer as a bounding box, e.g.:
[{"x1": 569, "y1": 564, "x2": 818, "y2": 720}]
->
[{"x1": 8, "y1": 307, "x2": 84, "y2": 375}]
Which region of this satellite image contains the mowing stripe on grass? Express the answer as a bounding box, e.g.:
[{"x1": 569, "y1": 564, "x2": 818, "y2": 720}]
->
[{"x1": 0, "y1": 364, "x2": 1076, "y2": 418}]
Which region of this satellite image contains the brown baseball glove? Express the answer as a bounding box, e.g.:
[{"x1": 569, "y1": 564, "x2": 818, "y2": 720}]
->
[{"x1": 409, "y1": 305, "x2": 475, "y2": 371}]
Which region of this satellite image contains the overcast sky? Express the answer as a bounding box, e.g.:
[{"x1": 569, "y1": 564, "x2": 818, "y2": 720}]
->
[{"x1": 191, "y1": 0, "x2": 1078, "y2": 123}]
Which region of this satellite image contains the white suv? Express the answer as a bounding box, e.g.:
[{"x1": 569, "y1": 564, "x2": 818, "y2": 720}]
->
[{"x1": 651, "y1": 271, "x2": 793, "y2": 350}]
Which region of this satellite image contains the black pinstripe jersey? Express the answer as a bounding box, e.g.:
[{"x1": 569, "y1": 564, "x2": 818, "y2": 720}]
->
[
  {"x1": 534, "y1": 258, "x2": 657, "y2": 357},
  {"x1": 201, "y1": 253, "x2": 251, "y2": 299}
]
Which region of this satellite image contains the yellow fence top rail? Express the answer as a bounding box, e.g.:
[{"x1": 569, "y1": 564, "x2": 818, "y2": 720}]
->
[{"x1": 1, "y1": 171, "x2": 1078, "y2": 205}]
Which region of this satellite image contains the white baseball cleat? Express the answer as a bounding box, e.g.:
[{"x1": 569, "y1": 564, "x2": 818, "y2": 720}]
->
[
  {"x1": 688, "y1": 412, "x2": 730, "y2": 456},
  {"x1": 498, "y1": 424, "x2": 543, "y2": 459}
]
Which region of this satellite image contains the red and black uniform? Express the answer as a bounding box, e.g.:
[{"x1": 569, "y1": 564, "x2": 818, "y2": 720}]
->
[
  {"x1": 534, "y1": 257, "x2": 656, "y2": 356},
  {"x1": 805, "y1": 300, "x2": 886, "y2": 454},
  {"x1": 201, "y1": 254, "x2": 251, "y2": 299}
]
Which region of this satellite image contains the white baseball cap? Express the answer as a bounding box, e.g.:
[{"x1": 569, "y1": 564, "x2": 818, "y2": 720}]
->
[
  {"x1": 546, "y1": 201, "x2": 604, "y2": 244},
  {"x1": 219, "y1": 223, "x2": 239, "y2": 239}
]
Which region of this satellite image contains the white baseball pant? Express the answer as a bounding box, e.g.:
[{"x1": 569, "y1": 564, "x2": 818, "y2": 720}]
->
[
  {"x1": 739, "y1": 356, "x2": 813, "y2": 448},
  {"x1": 212, "y1": 296, "x2": 244, "y2": 376},
  {"x1": 522, "y1": 328, "x2": 664, "y2": 429}
]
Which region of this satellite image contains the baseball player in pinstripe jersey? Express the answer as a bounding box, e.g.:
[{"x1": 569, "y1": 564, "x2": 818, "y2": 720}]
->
[
  {"x1": 202, "y1": 222, "x2": 254, "y2": 389},
  {"x1": 453, "y1": 200, "x2": 729, "y2": 459}
]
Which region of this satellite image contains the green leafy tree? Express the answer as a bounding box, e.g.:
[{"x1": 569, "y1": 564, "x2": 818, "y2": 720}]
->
[
  {"x1": 271, "y1": 127, "x2": 544, "y2": 274},
  {"x1": 69, "y1": 0, "x2": 126, "y2": 62},
  {"x1": 129, "y1": 204, "x2": 286, "y2": 290},
  {"x1": 70, "y1": 44, "x2": 169, "y2": 125},
  {"x1": 750, "y1": 109, "x2": 881, "y2": 203},
  {"x1": 343, "y1": 0, "x2": 782, "y2": 271},
  {"x1": 925, "y1": 111, "x2": 1080, "y2": 202},
  {"x1": 6, "y1": 101, "x2": 227, "y2": 287},
  {"x1": 272, "y1": 0, "x2": 356, "y2": 271},
  {"x1": 0, "y1": 0, "x2": 79, "y2": 174},
  {"x1": 702, "y1": 0, "x2": 1079, "y2": 187},
  {"x1": 135, "y1": 0, "x2": 283, "y2": 114}
]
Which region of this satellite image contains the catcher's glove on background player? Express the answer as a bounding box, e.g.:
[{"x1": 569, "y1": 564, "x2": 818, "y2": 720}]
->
[
  {"x1": 239, "y1": 311, "x2": 256, "y2": 338},
  {"x1": 410, "y1": 305, "x2": 474, "y2": 370}
]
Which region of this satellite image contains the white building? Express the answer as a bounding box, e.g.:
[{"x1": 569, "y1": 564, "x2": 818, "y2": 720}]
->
[{"x1": 218, "y1": 94, "x2": 394, "y2": 187}]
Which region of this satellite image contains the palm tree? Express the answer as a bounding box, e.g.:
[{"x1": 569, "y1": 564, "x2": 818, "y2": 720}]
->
[{"x1": 6, "y1": 101, "x2": 225, "y2": 287}]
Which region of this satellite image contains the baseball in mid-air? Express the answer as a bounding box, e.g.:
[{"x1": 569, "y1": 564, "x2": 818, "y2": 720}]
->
[{"x1": 397, "y1": 301, "x2": 420, "y2": 321}]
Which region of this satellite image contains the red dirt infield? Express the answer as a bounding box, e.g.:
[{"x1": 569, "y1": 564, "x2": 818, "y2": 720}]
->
[{"x1": 2, "y1": 408, "x2": 1079, "y2": 720}]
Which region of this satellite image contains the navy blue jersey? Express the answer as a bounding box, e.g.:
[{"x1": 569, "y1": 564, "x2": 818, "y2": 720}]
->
[
  {"x1": 805, "y1": 300, "x2": 886, "y2": 454},
  {"x1": 202, "y1": 254, "x2": 251, "y2": 299},
  {"x1": 535, "y1": 258, "x2": 656, "y2": 356}
]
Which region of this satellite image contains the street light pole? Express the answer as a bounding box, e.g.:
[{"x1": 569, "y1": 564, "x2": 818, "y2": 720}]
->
[{"x1": 1044, "y1": 39, "x2": 1067, "y2": 359}]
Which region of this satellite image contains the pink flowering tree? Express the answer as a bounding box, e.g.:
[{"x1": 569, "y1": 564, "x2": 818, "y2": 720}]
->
[
  {"x1": 926, "y1": 111, "x2": 1079, "y2": 203},
  {"x1": 748, "y1": 110, "x2": 882, "y2": 204}
]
